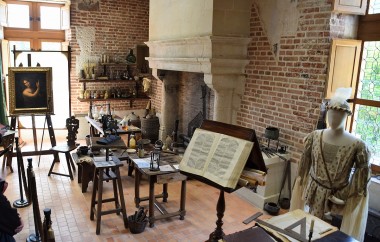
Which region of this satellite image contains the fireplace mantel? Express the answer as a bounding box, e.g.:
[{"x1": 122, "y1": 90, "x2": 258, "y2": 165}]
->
[{"x1": 146, "y1": 36, "x2": 251, "y2": 125}]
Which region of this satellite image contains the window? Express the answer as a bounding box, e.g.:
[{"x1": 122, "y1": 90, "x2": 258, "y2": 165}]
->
[
  {"x1": 7, "y1": 3, "x2": 30, "y2": 28},
  {"x1": 353, "y1": 0, "x2": 380, "y2": 171},
  {"x1": 4, "y1": 0, "x2": 68, "y2": 50},
  {"x1": 368, "y1": 0, "x2": 380, "y2": 14},
  {"x1": 4, "y1": 1, "x2": 70, "y2": 129}
]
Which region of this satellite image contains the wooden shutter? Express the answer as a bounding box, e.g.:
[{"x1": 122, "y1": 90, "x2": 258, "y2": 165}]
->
[
  {"x1": 0, "y1": 1, "x2": 7, "y2": 27},
  {"x1": 61, "y1": 3, "x2": 70, "y2": 30},
  {"x1": 325, "y1": 39, "x2": 362, "y2": 99},
  {"x1": 333, "y1": 0, "x2": 367, "y2": 15}
]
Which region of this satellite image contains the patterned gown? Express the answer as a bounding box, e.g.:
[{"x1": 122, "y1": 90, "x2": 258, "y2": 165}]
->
[{"x1": 290, "y1": 130, "x2": 370, "y2": 241}]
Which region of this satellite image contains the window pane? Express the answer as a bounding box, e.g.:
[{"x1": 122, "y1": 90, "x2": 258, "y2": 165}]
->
[
  {"x1": 357, "y1": 41, "x2": 380, "y2": 101},
  {"x1": 7, "y1": 4, "x2": 30, "y2": 28},
  {"x1": 351, "y1": 105, "x2": 380, "y2": 166},
  {"x1": 40, "y1": 6, "x2": 61, "y2": 30},
  {"x1": 41, "y1": 42, "x2": 62, "y2": 51},
  {"x1": 369, "y1": 0, "x2": 380, "y2": 14},
  {"x1": 9, "y1": 41, "x2": 31, "y2": 67}
]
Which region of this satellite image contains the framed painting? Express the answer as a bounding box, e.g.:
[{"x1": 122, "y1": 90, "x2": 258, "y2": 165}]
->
[{"x1": 8, "y1": 67, "x2": 54, "y2": 115}]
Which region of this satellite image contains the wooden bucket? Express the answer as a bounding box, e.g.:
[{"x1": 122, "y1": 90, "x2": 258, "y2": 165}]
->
[{"x1": 141, "y1": 117, "x2": 160, "y2": 143}]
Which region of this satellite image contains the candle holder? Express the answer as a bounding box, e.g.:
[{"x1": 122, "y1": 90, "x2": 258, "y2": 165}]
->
[{"x1": 150, "y1": 148, "x2": 161, "y2": 171}]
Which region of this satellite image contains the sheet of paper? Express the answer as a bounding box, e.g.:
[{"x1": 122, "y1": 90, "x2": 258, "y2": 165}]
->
[
  {"x1": 133, "y1": 158, "x2": 151, "y2": 168},
  {"x1": 95, "y1": 160, "x2": 116, "y2": 167},
  {"x1": 93, "y1": 156, "x2": 113, "y2": 162},
  {"x1": 159, "y1": 165, "x2": 175, "y2": 172},
  {"x1": 173, "y1": 164, "x2": 180, "y2": 170}
]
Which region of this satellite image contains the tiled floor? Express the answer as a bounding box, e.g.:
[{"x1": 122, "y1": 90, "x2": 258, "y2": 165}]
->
[{"x1": 1, "y1": 136, "x2": 268, "y2": 242}]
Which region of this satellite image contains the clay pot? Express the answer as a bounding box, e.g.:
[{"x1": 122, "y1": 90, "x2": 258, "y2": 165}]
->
[
  {"x1": 265, "y1": 127, "x2": 279, "y2": 140},
  {"x1": 264, "y1": 202, "x2": 280, "y2": 215}
]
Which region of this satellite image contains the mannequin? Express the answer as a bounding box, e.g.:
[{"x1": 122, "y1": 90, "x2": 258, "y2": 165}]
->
[{"x1": 290, "y1": 88, "x2": 370, "y2": 241}]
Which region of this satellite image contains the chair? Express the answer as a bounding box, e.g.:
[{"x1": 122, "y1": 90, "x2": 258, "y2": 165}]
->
[
  {"x1": 48, "y1": 116, "x2": 79, "y2": 180},
  {"x1": 1, "y1": 132, "x2": 15, "y2": 172}
]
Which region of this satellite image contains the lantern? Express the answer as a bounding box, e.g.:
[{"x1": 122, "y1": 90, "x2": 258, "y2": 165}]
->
[{"x1": 150, "y1": 148, "x2": 161, "y2": 171}]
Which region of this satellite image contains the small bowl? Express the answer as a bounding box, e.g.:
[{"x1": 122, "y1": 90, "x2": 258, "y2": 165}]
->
[
  {"x1": 279, "y1": 198, "x2": 290, "y2": 210},
  {"x1": 264, "y1": 202, "x2": 280, "y2": 215}
]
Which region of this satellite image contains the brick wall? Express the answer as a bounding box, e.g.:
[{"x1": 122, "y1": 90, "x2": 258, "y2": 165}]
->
[
  {"x1": 68, "y1": 0, "x2": 150, "y2": 115},
  {"x1": 236, "y1": 0, "x2": 347, "y2": 161}
]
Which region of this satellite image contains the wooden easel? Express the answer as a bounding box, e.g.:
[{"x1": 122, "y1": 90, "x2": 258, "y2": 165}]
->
[
  {"x1": 9, "y1": 114, "x2": 58, "y2": 161},
  {"x1": 180, "y1": 120, "x2": 267, "y2": 242}
]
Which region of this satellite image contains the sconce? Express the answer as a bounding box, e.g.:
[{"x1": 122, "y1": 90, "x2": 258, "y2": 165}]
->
[{"x1": 150, "y1": 148, "x2": 161, "y2": 171}]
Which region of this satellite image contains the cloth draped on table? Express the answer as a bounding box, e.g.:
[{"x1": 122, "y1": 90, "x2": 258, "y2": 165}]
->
[{"x1": 290, "y1": 130, "x2": 370, "y2": 242}]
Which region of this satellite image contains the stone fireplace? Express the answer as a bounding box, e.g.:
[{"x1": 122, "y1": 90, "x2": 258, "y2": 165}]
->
[{"x1": 146, "y1": 0, "x2": 253, "y2": 139}]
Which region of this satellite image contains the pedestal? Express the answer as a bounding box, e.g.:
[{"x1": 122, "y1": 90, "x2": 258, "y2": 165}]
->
[{"x1": 234, "y1": 152, "x2": 290, "y2": 209}]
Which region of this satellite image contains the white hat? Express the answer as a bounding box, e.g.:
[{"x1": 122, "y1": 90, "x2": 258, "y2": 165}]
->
[{"x1": 326, "y1": 87, "x2": 352, "y2": 115}]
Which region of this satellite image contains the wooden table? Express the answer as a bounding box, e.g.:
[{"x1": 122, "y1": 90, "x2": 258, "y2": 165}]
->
[
  {"x1": 72, "y1": 137, "x2": 128, "y2": 192},
  {"x1": 130, "y1": 152, "x2": 187, "y2": 228},
  {"x1": 85, "y1": 116, "x2": 141, "y2": 146}
]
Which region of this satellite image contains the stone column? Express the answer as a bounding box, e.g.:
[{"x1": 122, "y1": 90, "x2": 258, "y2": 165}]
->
[
  {"x1": 204, "y1": 74, "x2": 245, "y2": 124},
  {"x1": 159, "y1": 71, "x2": 180, "y2": 140}
]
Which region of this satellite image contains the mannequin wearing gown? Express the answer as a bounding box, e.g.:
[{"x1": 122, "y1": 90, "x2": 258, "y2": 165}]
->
[{"x1": 290, "y1": 89, "x2": 371, "y2": 242}]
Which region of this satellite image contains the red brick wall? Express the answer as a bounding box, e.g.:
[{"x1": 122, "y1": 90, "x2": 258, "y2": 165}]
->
[
  {"x1": 237, "y1": 0, "x2": 338, "y2": 161},
  {"x1": 68, "y1": 0, "x2": 150, "y2": 115}
]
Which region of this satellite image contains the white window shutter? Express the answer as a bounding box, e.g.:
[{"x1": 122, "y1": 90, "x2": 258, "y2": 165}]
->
[
  {"x1": 0, "y1": 1, "x2": 7, "y2": 27},
  {"x1": 61, "y1": 3, "x2": 70, "y2": 30}
]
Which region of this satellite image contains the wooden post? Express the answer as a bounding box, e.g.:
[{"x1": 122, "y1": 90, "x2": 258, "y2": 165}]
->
[
  {"x1": 13, "y1": 137, "x2": 29, "y2": 208},
  {"x1": 208, "y1": 190, "x2": 225, "y2": 242}
]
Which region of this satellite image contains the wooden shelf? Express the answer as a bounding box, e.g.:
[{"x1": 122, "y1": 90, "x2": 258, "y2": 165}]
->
[
  {"x1": 78, "y1": 79, "x2": 136, "y2": 83},
  {"x1": 77, "y1": 97, "x2": 149, "y2": 102},
  {"x1": 99, "y1": 62, "x2": 137, "y2": 65},
  {"x1": 78, "y1": 96, "x2": 150, "y2": 108}
]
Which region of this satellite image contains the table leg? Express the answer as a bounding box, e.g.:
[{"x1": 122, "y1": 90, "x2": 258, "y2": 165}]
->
[
  {"x1": 148, "y1": 176, "x2": 155, "y2": 228},
  {"x1": 77, "y1": 163, "x2": 83, "y2": 183},
  {"x1": 96, "y1": 168, "x2": 104, "y2": 235},
  {"x1": 134, "y1": 168, "x2": 141, "y2": 208},
  {"x1": 162, "y1": 183, "x2": 168, "y2": 202},
  {"x1": 180, "y1": 180, "x2": 186, "y2": 220},
  {"x1": 105, "y1": 149, "x2": 109, "y2": 161}
]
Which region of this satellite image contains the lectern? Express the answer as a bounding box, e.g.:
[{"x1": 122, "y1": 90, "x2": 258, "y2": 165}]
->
[{"x1": 180, "y1": 120, "x2": 267, "y2": 242}]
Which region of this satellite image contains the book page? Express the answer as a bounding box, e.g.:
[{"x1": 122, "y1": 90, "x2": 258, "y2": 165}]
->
[
  {"x1": 179, "y1": 128, "x2": 253, "y2": 189},
  {"x1": 203, "y1": 134, "x2": 253, "y2": 188},
  {"x1": 179, "y1": 129, "x2": 219, "y2": 176}
]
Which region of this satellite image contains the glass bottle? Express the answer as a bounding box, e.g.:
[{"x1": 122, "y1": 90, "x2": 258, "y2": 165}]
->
[
  {"x1": 126, "y1": 49, "x2": 136, "y2": 64},
  {"x1": 129, "y1": 133, "x2": 136, "y2": 149}
]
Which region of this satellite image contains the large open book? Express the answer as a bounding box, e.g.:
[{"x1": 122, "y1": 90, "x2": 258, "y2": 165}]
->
[{"x1": 179, "y1": 128, "x2": 254, "y2": 189}]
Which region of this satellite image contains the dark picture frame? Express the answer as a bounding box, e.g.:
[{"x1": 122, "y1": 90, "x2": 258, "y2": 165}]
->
[{"x1": 8, "y1": 67, "x2": 54, "y2": 115}]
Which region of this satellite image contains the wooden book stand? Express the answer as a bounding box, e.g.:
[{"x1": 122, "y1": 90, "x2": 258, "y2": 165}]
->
[{"x1": 180, "y1": 120, "x2": 267, "y2": 242}]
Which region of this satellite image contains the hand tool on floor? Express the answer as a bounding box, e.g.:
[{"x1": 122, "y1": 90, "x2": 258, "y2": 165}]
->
[{"x1": 243, "y1": 211, "x2": 263, "y2": 224}]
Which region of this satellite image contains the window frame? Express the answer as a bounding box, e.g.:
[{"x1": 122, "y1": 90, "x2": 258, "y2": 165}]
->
[
  {"x1": 4, "y1": 0, "x2": 65, "y2": 50},
  {"x1": 352, "y1": 1, "x2": 380, "y2": 173}
]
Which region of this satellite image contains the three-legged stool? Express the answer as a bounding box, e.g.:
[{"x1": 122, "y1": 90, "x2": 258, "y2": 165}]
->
[{"x1": 90, "y1": 156, "x2": 128, "y2": 234}]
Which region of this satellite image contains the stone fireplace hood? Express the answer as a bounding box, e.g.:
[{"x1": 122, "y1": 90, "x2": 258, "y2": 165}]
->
[
  {"x1": 146, "y1": 36, "x2": 251, "y2": 124},
  {"x1": 146, "y1": 0, "x2": 253, "y2": 125}
]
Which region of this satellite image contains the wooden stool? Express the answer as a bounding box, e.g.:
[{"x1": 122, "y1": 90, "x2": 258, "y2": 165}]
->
[{"x1": 90, "y1": 156, "x2": 128, "y2": 234}]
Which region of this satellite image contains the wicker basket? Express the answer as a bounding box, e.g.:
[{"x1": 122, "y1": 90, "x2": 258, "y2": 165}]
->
[{"x1": 128, "y1": 215, "x2": 148, "y2": 234}]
